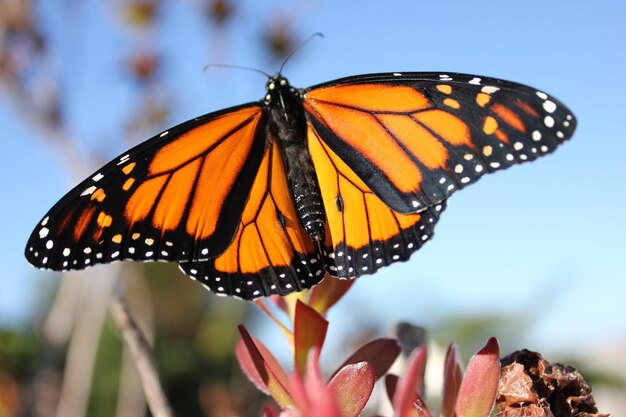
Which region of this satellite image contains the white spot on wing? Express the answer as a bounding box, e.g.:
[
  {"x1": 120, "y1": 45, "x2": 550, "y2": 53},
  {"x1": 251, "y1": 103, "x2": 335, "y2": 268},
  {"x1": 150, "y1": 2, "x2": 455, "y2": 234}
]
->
[
  {"x1": 542, "y1": 100, "x2": 557, "y2": 113},
  {"x1": 81, "y1": 185, "x2": 97, "y2": 196},
  {"x1": 39, "y1": 227, "x2": 49, "y2": 239},
  {"x1": 481, "y1": 86, "x2": 500, "y2": 94},
  {"x1": 469, "y1": 77, "x2": 481, "y2": 85},
  {"x1": 117, "y1": 154, "x2": 130, "y2": 165},
  {"x1": 92, "y1": 173, "x2": 104, "y2": 182}
]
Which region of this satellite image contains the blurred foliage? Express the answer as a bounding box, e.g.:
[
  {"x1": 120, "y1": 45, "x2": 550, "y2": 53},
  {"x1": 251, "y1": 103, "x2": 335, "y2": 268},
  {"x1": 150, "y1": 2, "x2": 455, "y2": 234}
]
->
[{"x1": 0, "y1": 330, "x2": 41, "y2": 376}]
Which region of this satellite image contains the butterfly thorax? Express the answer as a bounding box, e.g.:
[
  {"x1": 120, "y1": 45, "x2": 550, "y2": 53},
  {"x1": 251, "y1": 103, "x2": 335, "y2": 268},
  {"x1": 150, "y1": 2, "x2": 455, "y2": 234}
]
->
[{"x1": 265, "y1": 76, "x2": 325, "y2": 242}]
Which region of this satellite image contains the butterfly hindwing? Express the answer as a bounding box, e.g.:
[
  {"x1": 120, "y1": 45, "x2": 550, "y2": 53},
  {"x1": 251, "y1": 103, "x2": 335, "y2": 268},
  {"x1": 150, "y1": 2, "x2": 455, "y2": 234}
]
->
[
  {"x1": 303, "y1": 72, "x2": 576, "y2": 214},
  {"x1": 179, "y1": 139, "x2": 325, "y2": 299},
  {"x1": 25, "y1": 104, "x2": 267, "y2": 270},
  {"x1": 307, "y1": 126, "x2": 445, "y2": 278}
]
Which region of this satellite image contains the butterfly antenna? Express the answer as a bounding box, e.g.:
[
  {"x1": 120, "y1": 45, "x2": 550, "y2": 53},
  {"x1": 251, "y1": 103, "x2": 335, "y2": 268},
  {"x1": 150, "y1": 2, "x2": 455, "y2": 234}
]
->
[
  {"x1": 203, "y1": 63, "x2": 270, "y2": 77},
  {"x1": 279, "y1": 32, "x2": 324, "y2": 74}
]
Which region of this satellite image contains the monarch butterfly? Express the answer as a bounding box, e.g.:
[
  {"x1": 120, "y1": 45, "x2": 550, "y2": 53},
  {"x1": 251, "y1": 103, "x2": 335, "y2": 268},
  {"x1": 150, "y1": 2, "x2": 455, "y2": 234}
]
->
[{"x1": 25, "y1": 71, "x2": 576, "y2": 299}]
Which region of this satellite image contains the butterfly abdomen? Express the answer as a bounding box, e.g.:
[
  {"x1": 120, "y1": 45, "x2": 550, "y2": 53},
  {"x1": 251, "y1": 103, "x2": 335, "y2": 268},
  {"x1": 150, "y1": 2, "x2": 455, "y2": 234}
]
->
[
  {"x1": 281, "y1": 142, "x2": 325, "y2": 241},
  {"x1": 268, "y1": 77, "x2": 326, "y2": 242}
]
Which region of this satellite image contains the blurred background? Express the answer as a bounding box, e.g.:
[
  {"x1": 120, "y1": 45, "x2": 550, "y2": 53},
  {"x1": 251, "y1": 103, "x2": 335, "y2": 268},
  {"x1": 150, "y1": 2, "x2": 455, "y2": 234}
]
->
[{"x1": 1, "y1": 0, "x2": 624, "y2": 416}]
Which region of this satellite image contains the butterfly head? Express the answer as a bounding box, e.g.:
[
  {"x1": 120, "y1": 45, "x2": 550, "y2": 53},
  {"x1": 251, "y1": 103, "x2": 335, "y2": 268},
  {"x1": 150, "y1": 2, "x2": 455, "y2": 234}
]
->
[{"x1": 264, "y1": 75, "x2": 299, "y2": 105}]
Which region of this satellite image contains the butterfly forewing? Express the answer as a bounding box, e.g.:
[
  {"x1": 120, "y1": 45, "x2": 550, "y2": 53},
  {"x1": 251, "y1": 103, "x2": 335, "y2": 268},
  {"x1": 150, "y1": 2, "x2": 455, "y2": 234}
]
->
[
  {"x1": 25, "y1": 104, "x2": 267, "y2": 270},
  {"x1": 303, "y1": 72, "x2": 576, "y2": 214}
]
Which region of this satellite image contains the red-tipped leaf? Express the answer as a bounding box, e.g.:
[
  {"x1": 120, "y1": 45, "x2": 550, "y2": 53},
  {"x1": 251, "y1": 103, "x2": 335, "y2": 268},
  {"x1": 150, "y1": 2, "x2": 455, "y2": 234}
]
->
[
  {"x1": 294, "y1": 300, "x2": 328, "y2": 374},
  {"x1": 385, "y1": 374, "x2": 399, "y2": 403},
  {"x1": 287, "y1": 348, "x2": 342, "y2": 417},
  {"x1": 328, "y1": 361, "x2": 375, "y2": 417},
  {"x1": 440, "y1": 343, "x2": 463, "y2": 417},
  {"x1": 237, "y1": 325, "x2": 293, "y2": 407},
  {"x1": 236, "y1": 339, "x2": 270, "y2": 394},
  {"x1": 332, "y1": 338, "x2": 401, "y2": 381},
  {"x1": 454, "y1": 337, "x2": 500, "y2": 417},
  {"x1": 392, "y1": 346, "x2": 427, "y2": 417}
]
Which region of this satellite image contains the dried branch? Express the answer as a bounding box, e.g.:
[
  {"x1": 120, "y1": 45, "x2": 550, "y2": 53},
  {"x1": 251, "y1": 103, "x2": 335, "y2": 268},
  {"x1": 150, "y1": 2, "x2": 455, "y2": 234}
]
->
[
  {"x1": 53, "y1": 267, "x2": 120, "y2": 417},
  {"x1": 109, "y1": 295, "x2": 174, "y2": 417}
]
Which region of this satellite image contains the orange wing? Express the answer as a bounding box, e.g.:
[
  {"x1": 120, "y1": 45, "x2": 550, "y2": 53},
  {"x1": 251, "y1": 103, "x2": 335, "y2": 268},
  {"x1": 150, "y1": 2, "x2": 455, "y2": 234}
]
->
[
  {"x1": 179, "y1": 139, "x2": 324, "y2": 299},
  {"x1": 303, "y1": 72, "x2": 575, "y2": 213},
  {"x1": 25, "y1": 104, "x2": 267, "y2": 270},
  {"x1": 307, "y1": 126, "x2": 445, "y2": 278}
]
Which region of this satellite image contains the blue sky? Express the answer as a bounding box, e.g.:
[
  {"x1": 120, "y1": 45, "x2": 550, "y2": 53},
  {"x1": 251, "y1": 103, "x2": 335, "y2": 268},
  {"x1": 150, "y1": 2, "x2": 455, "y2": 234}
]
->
[{"x1": 1, "y1": 0, "x2": 625, "y2": 355}]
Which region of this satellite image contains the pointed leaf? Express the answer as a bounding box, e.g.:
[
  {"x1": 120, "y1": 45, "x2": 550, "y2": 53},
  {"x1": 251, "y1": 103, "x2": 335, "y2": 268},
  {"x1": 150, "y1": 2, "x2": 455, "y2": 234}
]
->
[
  {"x1": 328, "y1": 361, "x2": 375, "y2": 417},
  {"x1": 287, "y1": 348, "x2": 342, "y2": 417},
  {"x1": 308, "y1": 275, "x2": 354, "y2": 315},
  {"x1": 305, "y1": 349, "x2": 342, "y2": 417},
  {"x1": 440, "y1": 343, "x2": 463, "y2": 417},
  {"x1": 238, "y1": 325, "x2": 293, "y2": 408},
  {"x1": 385, "y1": 374, "x2": 399, "y2": 403},
  {"x1": 285, "y1": 292, "x2": 309, "y2": 321},
  {"x1": 455, "y1": 337, "x2": 500, "y2": 417},
  {"x1": 392, "y1": 346, "x2": 427, "y2": 417},
  {"x1": 236, "y1": 339, "x2": 270, "y2": 394},
  {"x1": 288, "y1": 372, "x2": 309, "y2": 416},
  {"x1": 294, "y1": 300, "x2": 328, "y2": 374},
  {"x1": 332, "y1": 338, "x2": 400, "y2": 381}
]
